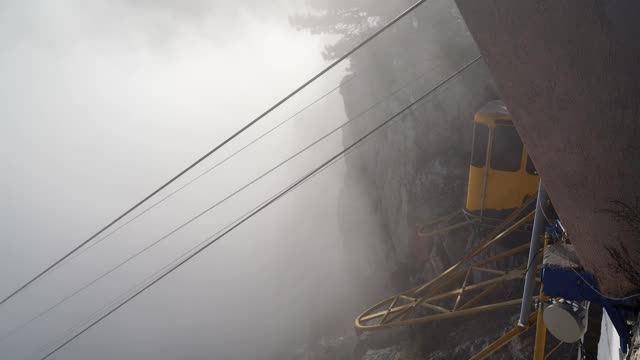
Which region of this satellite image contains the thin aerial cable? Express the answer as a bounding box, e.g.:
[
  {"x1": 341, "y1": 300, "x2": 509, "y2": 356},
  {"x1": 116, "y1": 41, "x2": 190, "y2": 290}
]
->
[
  {"x1": 52, "y1": 66, "x2": 360, "y2": 272},
  {"x1": 34, "y1": 159, "x2": 313, "y2": 360},
  {"x1": 39, "y1": 56, "x2": 482, "y2": 360},
  {"x1": 54, "y1": 51, "x2": 444, "y2": 274},
  {"x1": 0, "y1": 0, "x2": 432, "y2": 306},
  {"x1": 0, "y1": 52, "x2": 458, "y2": 345},
  {"x1": 35, "y1": 106, "x2": 383, "y2": 360},
  {"x1": 569, "y1": 267, "x2": 640, "y2": 302}
]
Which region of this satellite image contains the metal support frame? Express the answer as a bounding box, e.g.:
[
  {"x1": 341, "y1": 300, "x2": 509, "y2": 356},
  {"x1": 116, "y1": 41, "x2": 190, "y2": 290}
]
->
[
  {"x1": 518, "y1": 181, "x2": 547, "y2": 326},
  {"x1": 354, "y1": 194, "x2": 561, "y2": 360},
  {"x1": 417, "y1": 210, "x2": 474, "y2": 238},
  {"x1": 356, "y1": 200, "x2": 537, "y2": 331},
  {"x1": 470, "y1": 215, "x2": 551, "y2": 360},
  {"x1": 479, "y1": 127, "x2": 494, "y2": 221},
  {"x1": 533, "y1": 295, "x2": 547, "y2": 360},
  {"x1": 533, "y1": 232, "x2": 551, "y2": 360}
]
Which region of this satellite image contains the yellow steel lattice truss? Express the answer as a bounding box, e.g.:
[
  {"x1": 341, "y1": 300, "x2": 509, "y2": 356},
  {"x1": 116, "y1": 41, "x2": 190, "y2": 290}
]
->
[{"x1": 355, "y1": 197, "x2": 539, "y2": 332}]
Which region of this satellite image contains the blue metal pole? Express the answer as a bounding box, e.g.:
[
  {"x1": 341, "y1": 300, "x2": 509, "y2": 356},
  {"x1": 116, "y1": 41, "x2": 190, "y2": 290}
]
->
[{"x1": 518, "y1": 181, "x2": 547, "y2": 327}]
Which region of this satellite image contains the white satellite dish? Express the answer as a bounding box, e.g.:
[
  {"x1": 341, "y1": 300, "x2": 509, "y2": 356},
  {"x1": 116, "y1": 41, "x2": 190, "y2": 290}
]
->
[{"x1": 543, "y1": 301, "x2": 588, "y2": 343}]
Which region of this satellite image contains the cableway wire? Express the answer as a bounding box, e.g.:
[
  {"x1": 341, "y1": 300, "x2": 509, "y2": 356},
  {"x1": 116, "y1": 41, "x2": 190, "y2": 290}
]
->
[
  {"x1": 569, "y1": 267, "x2": 640, "y2": 302},
  {"x1": 35, "y1": 132, "x2": 349, "y2": 360},
  {"x1": 52, "y1": 66, "x2": 359, "y2": 272},
  {"x1": 53, "y1": 50, "x2": 445, "y2": 274},
  {"x1": 0, "y1": 52, "x2": 463, "y2": 345},
  {"x1": 39, "y1": 55, "x2": 482, "y2": 360},
  {"x1": 35, "y1": 75, "x2": 430, "y2": 356},
  {"x1": 0, "y1": 0, "x2": 432, "y2": 306},
  {"x1": 34, "y1": 182, "x2": 293, "y2": 359}
]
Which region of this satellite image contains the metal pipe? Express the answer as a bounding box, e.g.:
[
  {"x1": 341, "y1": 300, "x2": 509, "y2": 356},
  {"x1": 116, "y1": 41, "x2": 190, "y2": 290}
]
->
[
  {"x1": 533, "y1": 304, "x2": 547, "y2": 359},
  {"x1": 417, "y1": 220, "x2": 471, "y2": 237},
  {"x1": 533, "y1": 233, "x2": 550, "y2": 359},
  {"x1": 359, "y1": 297, "x2": 533, "y2": 330},
  {"x1": 518, "y1": 181, "x2": 547, "y2": 326},
  {"x1": 479, "y1": 128, "x2": 494, "y2": 220}
]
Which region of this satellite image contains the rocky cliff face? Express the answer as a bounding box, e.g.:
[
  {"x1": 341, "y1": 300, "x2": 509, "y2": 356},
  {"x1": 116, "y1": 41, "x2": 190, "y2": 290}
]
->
[
  {"x1": 287, "y1": 0, "x2": 542, "y2": 358},
  {"x1": 337, "y1": 0, "x2": 498, "y2": 295},
  {"x1": 330, "y1": 0, "x2": 524, "y2": 358}
]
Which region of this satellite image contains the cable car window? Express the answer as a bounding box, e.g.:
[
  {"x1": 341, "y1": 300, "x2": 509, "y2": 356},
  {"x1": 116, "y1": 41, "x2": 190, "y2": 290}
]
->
[
  {"x1": 471, "y1": 124, "x2": 489, "y2": 167},
  {"x1": 491, "y1": 125, "x2": 523, "y2": 172},
  {"x1": 526, "y1": 155, "x2": 537, "y2": 175}
]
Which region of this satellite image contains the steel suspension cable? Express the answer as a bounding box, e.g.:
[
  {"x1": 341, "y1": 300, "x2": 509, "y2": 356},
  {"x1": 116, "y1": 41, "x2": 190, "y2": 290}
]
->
[
  {"x1": 39, "y1": 56, "x2": 482, "y2": 360},
  {"x1": 0, "y1": 52, "x2": 461, "y2": 345},
  {"x1": 53, "y1": 49, "x2": 446, "y2": 274},
  {"x1": 35, "y1": 151, "x2": 329, "y2": 360},
  {"x1": 0, "y1": 52, "x2": 456, "y2": 343},
  {"x1": 0, "y1": 0, "x2": 432, "y2": 306}
]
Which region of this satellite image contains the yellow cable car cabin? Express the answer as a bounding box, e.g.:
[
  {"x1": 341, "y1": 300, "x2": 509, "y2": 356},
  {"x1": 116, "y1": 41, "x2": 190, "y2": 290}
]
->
[{"x1": 464, "y1": 100, "x2": 538, "y2": 221}]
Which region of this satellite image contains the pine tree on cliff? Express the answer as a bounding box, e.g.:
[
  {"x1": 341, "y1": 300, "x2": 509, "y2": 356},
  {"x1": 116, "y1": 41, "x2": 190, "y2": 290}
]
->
[{"x1": 288, "y1": 0, "x2": 397, "y2": 60}]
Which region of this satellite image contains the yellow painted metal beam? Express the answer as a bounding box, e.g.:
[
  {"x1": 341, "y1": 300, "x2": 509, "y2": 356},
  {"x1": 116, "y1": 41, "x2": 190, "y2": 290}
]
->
[
  {"x1": 417, "y1": 220, "x2": 472, "y2": 238},
  {"x1": 533, "y1": 304, "x2": 547, "y2": 360},
  {"x1": 355, "y1": 202, "x2": 539, "y2": 333},
  {"x1": 468, "y1": 312, "x2": 537, "y2": 360},
  {"x1": 472, "y1": 266, "x2": 507, "y2": 276},
  {"x1": 458, "y1": 282, "x2": 501, "y2": 310},
  {"x1": 473, "y1": 243, "x2": 530, "y2": 267},
  {"x1": 358, "y1": 298, "x2": 534, "y2": 330},
  {"x1": 453, "y1": 268, "x2": 473, "y2": 311},
  {"x1": 398, "y1": 295, "x2": 450, "y2": 313},
  {"x1": 361, "y1": 272, "x2": 525, "y2": 323}
]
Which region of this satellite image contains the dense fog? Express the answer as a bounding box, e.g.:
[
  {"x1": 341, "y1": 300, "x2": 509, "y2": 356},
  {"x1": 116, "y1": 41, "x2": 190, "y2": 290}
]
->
[
  {"x1": 0, "y1": 0, "x2": 501, "y2": 359},
  {"x1": 0, "y1": 1, "x2": 403, "y2": 359}
]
